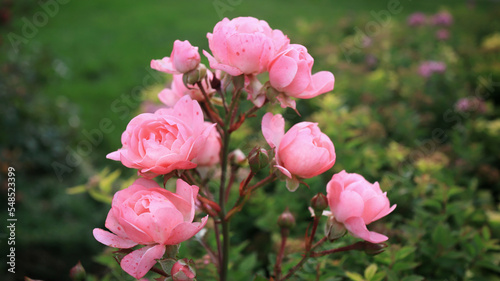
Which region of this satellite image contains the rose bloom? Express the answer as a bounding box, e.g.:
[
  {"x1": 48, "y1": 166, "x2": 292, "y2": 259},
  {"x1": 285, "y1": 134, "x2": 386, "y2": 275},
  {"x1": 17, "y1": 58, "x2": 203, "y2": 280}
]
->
[
  {"x1": 431, "y1": 11, "x2": 453, "y2": 26},
  {"x1": 192, "y1": 122, "x2": 221, "y2": 166},
  {"x1": 268, "y1": 44, "x2": 334, "y2": 109},
  {"x1": 203, "y1": 16, "x2": 289, "y2": 76},
  {"x1": 407, "y1": 12, "x2": 427, "y2": 26},
  {"x1": 151, "y1": 39, "x2": 200, "y2": 74},
  {"x1": 158, "y1": 71, "x2": 215, "y2": 107},
  {"x1": 93, "y1": 178, "x2": 208, "y2": 279},
  {"x1": 418, "y1": 61, "x2": 446, "y2": 78},
  {"x1": 107, "y1": 96, "x2": 214, "y2": 178},
  {"x1": 262, "y1": 113, "x2": 335, "y2": 191},
  {"x1": 326, "y1": 170, "x2": 396, "y2": 243}
]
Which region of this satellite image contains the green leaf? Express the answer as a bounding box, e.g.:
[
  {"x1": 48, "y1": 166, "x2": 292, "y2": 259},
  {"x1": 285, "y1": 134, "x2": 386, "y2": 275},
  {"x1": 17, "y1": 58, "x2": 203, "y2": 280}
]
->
[
  {"x1": 346, "y1": 271, "x2": 365, "y2": 281},
  {"x1": 66, "y1": 185, "x2": 87, "y2": 195},
  {"x1": 392, "y1": 261, "x2": 420, "y2": 272},
  {"x1": 99, "y1": 169, "x2": 121, "y2": 193},
  {"x1": 432, "y1": 224, "x2": 454, "y2": 249},
  {"x1": 158, "y1": 258, "x2": 177, "y2": 275},
  {"x1": 364, "y1": 264, "x2": 377, "y2": 280},
  {"x1": 394, "y1": 246, "x2": 416, "y2": 261},
  {"x1": 401, "y1": 275, "x2": 425, "y2": 281},
  {"x1": 482, "y1": 225, "x2": 491, "y2": 240},
  {"x1": 88, "y1": 189, "x2": 112, "y2": 204}
]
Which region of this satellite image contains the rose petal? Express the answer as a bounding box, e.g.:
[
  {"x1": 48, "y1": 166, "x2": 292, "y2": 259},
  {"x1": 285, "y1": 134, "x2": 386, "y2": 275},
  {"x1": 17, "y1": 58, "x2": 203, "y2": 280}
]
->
[
  {"x1": 121, "y1": 244, "x2": 166, "y2": 279},
  {"x1": 344, "y1": 217, "x2": 388, "y2": 243},
  {"x1": 93, "y1": 228, "x2": 137, "y2": 248}
]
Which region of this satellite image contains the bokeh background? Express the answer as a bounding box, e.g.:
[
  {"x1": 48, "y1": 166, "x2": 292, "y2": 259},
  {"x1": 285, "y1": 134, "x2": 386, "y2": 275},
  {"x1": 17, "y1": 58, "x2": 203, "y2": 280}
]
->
[{"x1": 1, "y1": 0, "x2": 500, "y2": 280}]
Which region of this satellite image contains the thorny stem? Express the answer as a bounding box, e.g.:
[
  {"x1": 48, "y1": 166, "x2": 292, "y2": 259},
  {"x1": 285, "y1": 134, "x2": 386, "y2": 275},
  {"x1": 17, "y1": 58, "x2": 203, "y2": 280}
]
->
[
  {"x1": 218, "y1": 98, "x2": 233, "y2": 281},
  {"x1": 309, "y1": 241, "x2": 366, "y2": 258},
  {"x1": 274, "y1": 228, "x2": 289, "y2": 280},
  {"x1": 281, "y1": 216, "x2": 324, "y2": 281}
]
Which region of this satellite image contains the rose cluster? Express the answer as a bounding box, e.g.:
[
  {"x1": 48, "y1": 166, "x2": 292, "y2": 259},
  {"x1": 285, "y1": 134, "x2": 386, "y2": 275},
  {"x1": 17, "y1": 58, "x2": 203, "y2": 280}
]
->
[{"x1": 94, "y1": 16, "x2": 394, "y2": 279}]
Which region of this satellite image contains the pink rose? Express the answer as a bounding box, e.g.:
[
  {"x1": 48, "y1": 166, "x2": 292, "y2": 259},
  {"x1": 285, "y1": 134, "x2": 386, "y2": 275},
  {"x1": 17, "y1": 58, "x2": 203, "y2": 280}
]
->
[
  {"x1": 203, "y1": 17, "x2": 289, "y2": 76},
  {"x1": 107, "y1": 96, "x2": 214, "y2": 178},
  {"x1": 262, "y1": 113, "x2": 336, "y2": 191},
  {"x1": 268, "y1": 44, "x2": 335, "y2": 109},
  {"x1": 93, "y1": 178, "x2": 208, "y2": 279},
  {"x1": 407, "y1": 12, "x2": 427, "y2": 26},
  {"x1": 158, "y1": 71, "x2": 215, "y2": 107},
  {"x1": 151, "y1": 40, "x2": 200, "y2": 74},
  {"x1": 326, "y1": 170, "x2": 396, "y2": 243},
  {"x1": 418, "y1": 61, "x2": 446, "y2": 78},
  {"x1": 192, "y1": 122, "x2": 221, "y2": 166}
]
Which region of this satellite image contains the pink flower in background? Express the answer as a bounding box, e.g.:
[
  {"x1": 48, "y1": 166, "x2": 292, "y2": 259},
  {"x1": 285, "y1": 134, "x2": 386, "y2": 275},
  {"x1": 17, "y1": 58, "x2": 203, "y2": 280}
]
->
[
  {"x1": 158, "y1": 71, "x2": 215, "y2": 107},
  {"x1": 432, "y1": 11, "x2": 453, "y2": 26},
  {"x1": 326, "y1": 170, "x2": 396, "y2": 243},
  {"x1": 193, "y1": 122, "x2": 221, "y2": 166},
  {"x1": 262, "y1": 113, "x2": 335, "y2": 191},
  {"x1": 418, "y1": 61, "x2": 446, "y2": 78},
  {"x1": 268, "y1": 44, "x2": 334, "y2": 109},
  {"x1": 107, "y1": 96, "x2": 214, "y2": 178},
  {"x1": 455, "y1": 97, "x2": 487, "y2": 113},
  {"x1": 407, "y1": 12, "x2": 427, "y2": 26},
  {"x1": 204, "y1": 16, "x2": 289, "y2": 76},
  {"x1": 93, "y1": 178, "x2": 208, "y2": 279},
  {"x1": 435, "y1": 29, "x2": 450, "y2": 41},
  {"x1": 151, "y1": 40, "x2": 200, "y2": 74}
]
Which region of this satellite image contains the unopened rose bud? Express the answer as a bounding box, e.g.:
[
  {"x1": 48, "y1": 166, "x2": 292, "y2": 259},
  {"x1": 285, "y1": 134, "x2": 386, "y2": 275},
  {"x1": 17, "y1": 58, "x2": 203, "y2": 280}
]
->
[
  {"x1": 310, "y1": 193, "x2": 328, "y2": 214},
  {"x1": 229, "y1": 149, "x2": 246, "y2": 165},
  {"x1": 69, "y1": 261, "x2": 86, "y2": 281},
  {"x1": 324, "y1": 216, "x2": 346, "y2": 241},
  {"x1": 248, "y1": 147, "x2": 269, "y2": 173},
  {"x1": 277, "y1": 208, "x2": 296, "y2": 229},
  {"x1": 183, "y1": 64, "x2": 207, "y2": 86},
  {"x1": 171, "y1": 259, "x2": 196, "y2": 281},
  {"x1": 363, "y1": 242, "x2": 387, "y2": 255}
]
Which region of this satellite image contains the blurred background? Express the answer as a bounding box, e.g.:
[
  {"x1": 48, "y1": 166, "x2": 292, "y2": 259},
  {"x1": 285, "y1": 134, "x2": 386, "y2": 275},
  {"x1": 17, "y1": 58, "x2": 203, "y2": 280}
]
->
[{"x1": 1, "y1": 0, "x2": 500, "y2": 280}]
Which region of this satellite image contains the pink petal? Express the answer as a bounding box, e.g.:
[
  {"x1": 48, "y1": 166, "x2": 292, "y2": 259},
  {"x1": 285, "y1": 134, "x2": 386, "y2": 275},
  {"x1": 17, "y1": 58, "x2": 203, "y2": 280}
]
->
[
  {"x1": 106, "y1": 150, "x2": 121, "y2": 161},
  {"x1": 372, "y1": 203, "x2": 397, "y2": 223},
  {"x1": 275, "y1": 165, "x2": 292, "y2": 179},
  {"x1": 344, "y1": 217, "x2": 388, "y2": 243},
  {"x1": 150, "y1": 58, "x2": 179, "y2": 74},
  {"x1": 332, "y1": 190, "x2": 364, "y2": 223},
  {"x1": 93, "y1": 228, "x2": 137, "y2": 248},
  {"x1": 269, "y1": 54, "x2": 298, "y2": 90},
  {"x1": 261, "y1": 113, "x2": 285, "y2": 149},
  {"x1": 297, "y1": 71, "x2": 335, "y2": 99},
  {"x1": 121, "y1": 244, "x2": 166, "y2": 279},
  {"x1": 203, "y1": 50, "x2": 243, "y2": 76},
  {"x1": 164, "y1": 215, "x2": 208, "y2": 245}
]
